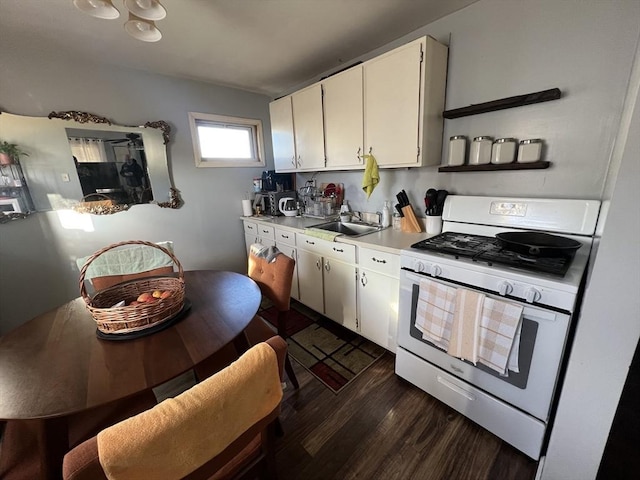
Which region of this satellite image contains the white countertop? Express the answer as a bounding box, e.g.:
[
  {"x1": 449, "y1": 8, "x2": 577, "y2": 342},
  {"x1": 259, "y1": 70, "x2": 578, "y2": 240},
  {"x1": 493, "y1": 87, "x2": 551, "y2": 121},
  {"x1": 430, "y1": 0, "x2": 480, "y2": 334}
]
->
[{"x1": 241, "y1": 215, "x2": 433, "y2": 254}]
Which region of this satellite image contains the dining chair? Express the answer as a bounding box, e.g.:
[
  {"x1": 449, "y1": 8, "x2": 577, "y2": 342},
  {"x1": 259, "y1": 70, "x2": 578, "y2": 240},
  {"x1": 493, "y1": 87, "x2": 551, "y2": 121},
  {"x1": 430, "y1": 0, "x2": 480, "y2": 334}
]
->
[
  {"x1": 194, "y1": 246, "x2": 299, "y2": 390},
  {"x1": 244, "y1": 245, "x2": 299, "y2": 389},
  {"x1": 62, "y1": 336, "x2": 287, "y2": 480}
]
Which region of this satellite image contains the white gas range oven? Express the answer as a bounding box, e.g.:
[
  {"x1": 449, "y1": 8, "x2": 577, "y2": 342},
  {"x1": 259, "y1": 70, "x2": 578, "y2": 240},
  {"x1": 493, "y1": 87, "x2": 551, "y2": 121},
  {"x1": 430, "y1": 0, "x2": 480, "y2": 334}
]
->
[{"x1": 395, "y1": 195, "x2": 601, "y2": 459}]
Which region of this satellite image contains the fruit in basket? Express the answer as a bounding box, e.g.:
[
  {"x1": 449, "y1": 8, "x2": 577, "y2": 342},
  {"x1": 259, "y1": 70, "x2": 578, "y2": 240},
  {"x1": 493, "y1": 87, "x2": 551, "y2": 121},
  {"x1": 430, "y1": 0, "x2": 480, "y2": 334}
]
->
[
  {"x1": 152, "y1": 290, "x2": 163, "y2": 298},
  {"x1": 160, "y1": 290, "x2": 172, "y2": 299},
  {"x1": 137, "y1": 292, "x2": 153, "y2": 302},
  {"x1": 130, "y1": 300, "x2": 139, "y2": 306}
]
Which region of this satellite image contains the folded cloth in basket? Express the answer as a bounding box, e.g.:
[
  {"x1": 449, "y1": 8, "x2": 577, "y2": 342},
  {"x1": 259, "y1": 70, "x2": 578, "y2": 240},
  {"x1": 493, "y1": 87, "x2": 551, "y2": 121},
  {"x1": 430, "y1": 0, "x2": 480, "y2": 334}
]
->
[
  {"x1": 478, "y1": 297, "x2": 523, "y2": 375},
  {"x1": 447, "y1": 289, "x2": 484, "y2": 365},
  {"x1": 76, "y1": 241, "x2": 174, "y2": 280},
  {"x1": 414, "y1": 278, "x2": 456, "y2": 350},
  {"x1": 250, "y1": 243, "x2": 281, "y2": 263},
  {"x1": 303, "y1": 228, "x2": 340, "y2": 242}
]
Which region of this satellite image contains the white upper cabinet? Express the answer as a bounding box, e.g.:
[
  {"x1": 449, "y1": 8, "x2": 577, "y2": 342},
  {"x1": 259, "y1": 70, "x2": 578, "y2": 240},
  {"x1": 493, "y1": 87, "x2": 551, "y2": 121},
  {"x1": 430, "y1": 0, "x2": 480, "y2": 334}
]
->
[
  {"x1": 323, "y1": 66, "x2": 364, "y2": 170},
  {"x1": 291, "y1": 85, "x2": 325, "y2": 171},
  {"x1": 364, "y1": 36, "x2": 448, "y2": 168},
  {"x1": 269, "y1": 96, "x2": 296, "y2": 172},
  {"x1": 269, "y1": 35, "x2": 447, "y2": 172}
]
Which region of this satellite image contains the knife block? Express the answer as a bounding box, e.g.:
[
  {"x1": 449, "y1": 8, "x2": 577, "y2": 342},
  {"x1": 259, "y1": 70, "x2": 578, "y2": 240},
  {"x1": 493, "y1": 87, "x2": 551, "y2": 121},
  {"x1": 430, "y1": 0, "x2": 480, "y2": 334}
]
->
[{"x1": 400, "y1": 206, "x2": 422, "y2": 233}]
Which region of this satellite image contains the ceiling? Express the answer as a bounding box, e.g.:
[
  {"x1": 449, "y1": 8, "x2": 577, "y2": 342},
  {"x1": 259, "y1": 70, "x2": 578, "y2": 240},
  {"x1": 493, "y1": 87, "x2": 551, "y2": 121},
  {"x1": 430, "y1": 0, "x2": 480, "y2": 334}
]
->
[{"x1": 0, "y1": 0, "x2": 478, "y2": 97}]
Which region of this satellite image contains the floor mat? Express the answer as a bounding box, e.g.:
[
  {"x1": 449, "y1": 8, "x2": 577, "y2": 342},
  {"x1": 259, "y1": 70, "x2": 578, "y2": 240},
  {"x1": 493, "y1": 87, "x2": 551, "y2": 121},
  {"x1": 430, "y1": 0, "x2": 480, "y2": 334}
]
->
[{"x1": 259, "y1": 300, "x2": 386, "y2": 393}]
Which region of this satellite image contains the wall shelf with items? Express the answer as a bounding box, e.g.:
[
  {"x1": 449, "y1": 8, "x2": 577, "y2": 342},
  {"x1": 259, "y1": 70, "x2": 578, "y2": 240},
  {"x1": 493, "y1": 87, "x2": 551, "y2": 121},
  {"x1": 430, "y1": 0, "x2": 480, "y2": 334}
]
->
[
  {"x1": 442, "y1": 88, "x2": 561, "y2": 119},
  {"x1": 439, "y1": 161, "x2": 550, "y2": 173}
]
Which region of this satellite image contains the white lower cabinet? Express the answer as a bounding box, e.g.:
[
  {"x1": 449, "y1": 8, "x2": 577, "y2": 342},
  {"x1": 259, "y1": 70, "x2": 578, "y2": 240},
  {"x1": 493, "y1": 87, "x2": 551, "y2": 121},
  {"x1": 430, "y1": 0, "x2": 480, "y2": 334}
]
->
[
  {"x1": 296, "y1": 248, "x2": 325, "y2": 314},
  {"x1": 357, "y1": 247, "x2": 400, "y2": 352},
  {"x1": 296, "y1": 234, "x2": 357, "y2": 330},
  {"x1": 243, "y1": 220, "x2": 275, "y2": 256},
  {"x1": 274, "y1": 227, "x2": 299, "y2": 301}
]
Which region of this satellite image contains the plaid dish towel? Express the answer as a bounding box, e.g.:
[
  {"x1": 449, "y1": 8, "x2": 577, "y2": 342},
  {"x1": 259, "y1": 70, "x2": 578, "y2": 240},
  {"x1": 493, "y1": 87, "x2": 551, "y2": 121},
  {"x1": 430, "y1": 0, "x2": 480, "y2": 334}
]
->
[
  {"x1": 414, "y1": 278, "x2": 457, "y2": 350},
  {"x1": 447, "y1": 289, "x2": 484, "y2": 365},
  {"x1": 478, "y1": 297, "x2": 524, "y2": 375}
]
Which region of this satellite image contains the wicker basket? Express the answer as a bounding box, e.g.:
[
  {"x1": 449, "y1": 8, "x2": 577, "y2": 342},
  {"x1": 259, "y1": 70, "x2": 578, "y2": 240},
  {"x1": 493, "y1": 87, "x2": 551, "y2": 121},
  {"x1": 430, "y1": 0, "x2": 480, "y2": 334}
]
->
[{"x1": 79, "y1": 240, "x2": 185, "y2": 334}]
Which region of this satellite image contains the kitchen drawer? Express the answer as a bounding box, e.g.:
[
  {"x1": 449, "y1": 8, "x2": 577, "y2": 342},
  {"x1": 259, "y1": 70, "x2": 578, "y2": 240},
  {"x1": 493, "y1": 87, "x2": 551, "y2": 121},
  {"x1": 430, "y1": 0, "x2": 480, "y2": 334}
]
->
[
  {"x1": 275, "y1": 228, "x2": 296, "y2": 246},
  {"x1": 396, "y1": 348, "x2": 545, "y2": 459},
  {"x1": 297, "y1": 234, "x2": 356, "y2": 263},
  {"x1": 256, "y1": 224, "x2": 275, "y2": 240},
  {"x1": 358, "y1": 247, "x2": 399, "y2": 277},
  {"x1": 243, "y1": 220, "x2": 258, "y2": 235}
]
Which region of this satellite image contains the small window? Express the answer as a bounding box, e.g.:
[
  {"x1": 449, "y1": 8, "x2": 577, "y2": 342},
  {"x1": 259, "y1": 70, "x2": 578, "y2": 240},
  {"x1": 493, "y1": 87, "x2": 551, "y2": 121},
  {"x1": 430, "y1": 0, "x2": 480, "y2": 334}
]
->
[{"x1": 189, "y1": 112, "x2": 265, "y2": 167}]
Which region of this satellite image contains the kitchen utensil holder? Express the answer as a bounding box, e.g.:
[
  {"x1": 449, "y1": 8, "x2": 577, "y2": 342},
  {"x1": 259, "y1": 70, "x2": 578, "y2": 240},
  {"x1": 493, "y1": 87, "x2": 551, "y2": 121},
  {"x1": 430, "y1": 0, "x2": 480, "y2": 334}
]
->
[{"x1": 79, "y1": 240, "x2": 185, "y2": 334}]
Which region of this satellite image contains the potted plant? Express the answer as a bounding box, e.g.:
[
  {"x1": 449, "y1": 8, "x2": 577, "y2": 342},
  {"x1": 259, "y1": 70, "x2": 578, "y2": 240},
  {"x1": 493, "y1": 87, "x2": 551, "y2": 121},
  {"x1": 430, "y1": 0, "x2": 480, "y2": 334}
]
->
[{"x1": 0, "y1": 141, "x2": 29, "y2": 165}]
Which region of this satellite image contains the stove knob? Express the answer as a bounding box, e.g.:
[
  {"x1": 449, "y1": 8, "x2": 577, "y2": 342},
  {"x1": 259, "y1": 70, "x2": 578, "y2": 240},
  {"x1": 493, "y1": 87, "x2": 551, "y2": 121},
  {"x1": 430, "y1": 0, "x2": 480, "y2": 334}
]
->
[
  {"x1": 498, "y1": 281, "x2": 513, "y2": 296},
  {"x1": 525, "y1": 287, "x2": 541, "y2": 303},
  {"x1": 414, "y1": 261, "x2": 426, "y2": 273},
  {"x1": 430, "y1": 264, "x2": 442, "y2": 277}
]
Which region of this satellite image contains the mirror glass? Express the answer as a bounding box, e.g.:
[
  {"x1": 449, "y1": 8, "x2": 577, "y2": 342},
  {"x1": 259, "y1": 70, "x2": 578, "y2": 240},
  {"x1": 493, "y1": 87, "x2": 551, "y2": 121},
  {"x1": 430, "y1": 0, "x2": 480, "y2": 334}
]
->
[{"x1": 0, "y1": 111, "x2": 180, "y2": 218}]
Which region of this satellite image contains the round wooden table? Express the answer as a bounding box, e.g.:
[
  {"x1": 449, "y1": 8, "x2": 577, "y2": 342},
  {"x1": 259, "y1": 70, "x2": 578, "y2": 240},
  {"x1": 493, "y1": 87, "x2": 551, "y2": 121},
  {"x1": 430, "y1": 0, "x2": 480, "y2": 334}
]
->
[{"x1": 0, "y1": 270, "x2": 261, "y2": 479}]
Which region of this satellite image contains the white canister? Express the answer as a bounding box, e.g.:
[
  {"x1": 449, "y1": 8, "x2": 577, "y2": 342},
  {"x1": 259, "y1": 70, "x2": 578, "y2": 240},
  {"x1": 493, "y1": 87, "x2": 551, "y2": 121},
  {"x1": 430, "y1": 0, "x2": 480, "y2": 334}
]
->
[
  {"x1": 469, "y1": 136, "x2": 493, "y2": 165},
  {"x1": 447, "y1": 135, "x2": 467, "y2": 166},
  {"x1": 517, "y1": 139, "x2": 543, "y2": 163},
  {"x1": 491, "y1": 138, "x2": 517, "y2": 164}
]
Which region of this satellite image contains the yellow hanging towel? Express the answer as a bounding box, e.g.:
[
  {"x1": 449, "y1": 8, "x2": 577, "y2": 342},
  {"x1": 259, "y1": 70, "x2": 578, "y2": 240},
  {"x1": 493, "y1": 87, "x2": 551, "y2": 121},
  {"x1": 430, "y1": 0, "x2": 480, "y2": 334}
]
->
[{"x1": 361, "y1": 154, "x2": 379, "y2": 199}]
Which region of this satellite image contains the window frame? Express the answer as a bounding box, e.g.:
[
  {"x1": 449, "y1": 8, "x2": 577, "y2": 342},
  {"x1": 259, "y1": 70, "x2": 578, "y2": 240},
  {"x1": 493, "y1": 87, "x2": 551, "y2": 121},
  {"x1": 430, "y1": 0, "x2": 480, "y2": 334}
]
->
[{"x1": 188, "y1": 112, "x2": 266, "y2": 168}]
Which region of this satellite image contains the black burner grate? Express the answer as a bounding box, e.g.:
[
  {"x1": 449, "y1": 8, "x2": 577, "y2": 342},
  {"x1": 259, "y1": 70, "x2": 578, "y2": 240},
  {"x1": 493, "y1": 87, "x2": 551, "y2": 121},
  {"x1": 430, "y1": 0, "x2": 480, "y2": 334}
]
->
[{"x1": 411, "y1": 232, "x2": 574, "y2": 276}]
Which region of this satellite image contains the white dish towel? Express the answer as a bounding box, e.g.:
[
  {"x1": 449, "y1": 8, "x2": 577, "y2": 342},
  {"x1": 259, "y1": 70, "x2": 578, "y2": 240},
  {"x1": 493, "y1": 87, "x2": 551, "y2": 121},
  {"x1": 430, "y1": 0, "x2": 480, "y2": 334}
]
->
[
  {"x1": 414, "y1": 278, "x2": 457, "y2": 351},
  {"x1": 447, "y1": 288, "x2": 485, "y2": 365},
  {"x1": 478, "y1": 297, "x2": 524, "y2": 375}
]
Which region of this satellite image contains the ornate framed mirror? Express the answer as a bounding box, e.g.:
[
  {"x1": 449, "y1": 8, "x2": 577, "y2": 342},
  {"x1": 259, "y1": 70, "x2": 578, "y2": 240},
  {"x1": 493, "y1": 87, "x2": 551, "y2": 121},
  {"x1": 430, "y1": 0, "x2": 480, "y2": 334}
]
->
[{"x1": 0, "y1": 110, "x2": 181, "y2": 221}]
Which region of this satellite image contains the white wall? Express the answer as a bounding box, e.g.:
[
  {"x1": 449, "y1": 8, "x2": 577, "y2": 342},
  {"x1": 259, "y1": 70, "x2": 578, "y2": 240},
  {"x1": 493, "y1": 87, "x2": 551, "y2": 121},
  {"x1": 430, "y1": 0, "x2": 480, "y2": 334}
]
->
[
  {"x1": 293, "y1": 0, "x2": 640, "y2": 216},
  {"x1": 540, "y1": 40, "x2": 640, "y2": 480},
  {"x1": 0, "y1": 39, "x2": 273, "y2": 334}
]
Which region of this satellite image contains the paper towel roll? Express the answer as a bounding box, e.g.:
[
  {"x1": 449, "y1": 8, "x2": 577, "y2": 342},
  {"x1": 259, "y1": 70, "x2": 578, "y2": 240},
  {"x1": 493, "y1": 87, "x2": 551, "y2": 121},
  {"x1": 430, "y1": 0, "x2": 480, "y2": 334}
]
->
[{"x1": 242, "y1": 199, "x2": 253, "y2": 216}]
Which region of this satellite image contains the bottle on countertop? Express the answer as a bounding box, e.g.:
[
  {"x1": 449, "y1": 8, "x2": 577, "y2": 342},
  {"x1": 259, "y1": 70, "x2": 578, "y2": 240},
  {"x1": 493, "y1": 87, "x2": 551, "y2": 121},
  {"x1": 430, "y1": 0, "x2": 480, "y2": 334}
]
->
[
  {"x1": 340, "y1": 200, "x2": 350, "y2": 214},
  {"x1": 381, "y1": 200, "x2": 391, "y2": 228}
]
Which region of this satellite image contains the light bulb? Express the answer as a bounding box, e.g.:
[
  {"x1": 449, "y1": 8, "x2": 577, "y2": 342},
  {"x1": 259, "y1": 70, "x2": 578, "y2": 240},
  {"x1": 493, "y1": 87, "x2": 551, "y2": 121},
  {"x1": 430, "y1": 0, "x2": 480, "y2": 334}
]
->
[
  {"x1": 124, "y1": 12, "x2": 162, "y2": 42},
  {"x1": 124, "y1": 0, "x2": 166, "y2": 21},
  {"x1": 73, "y1": 0, "x2": 120, "y2": 19}
]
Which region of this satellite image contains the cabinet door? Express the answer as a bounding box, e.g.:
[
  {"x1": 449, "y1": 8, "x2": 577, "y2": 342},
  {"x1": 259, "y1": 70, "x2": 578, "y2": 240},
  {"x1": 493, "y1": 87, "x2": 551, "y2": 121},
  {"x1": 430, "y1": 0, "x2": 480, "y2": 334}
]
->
[
  {"x1": 364, "y1": 39, "x2": 422, "y2": 167},
  {"x1": 296, "y1": 249, "x2": 324, "y2": 313},
  {"x1": 323, "y1": 258, "x2": 357, "y2": 332},
  {"x1": 291, "y1": 85, "x2": 325, "y2": 171},
  {"x1": 323, "y1": 67, "x2": 364, "y2": 170},
  {"x1": 358, "y1": 269, "x2": 399, "y2": 352},
  {"x1": 269, "y1": 96, "x2": 297, "y2": 172},
  {"x1": 277, "y1": 244, "x2": 300, "y2": 301}
]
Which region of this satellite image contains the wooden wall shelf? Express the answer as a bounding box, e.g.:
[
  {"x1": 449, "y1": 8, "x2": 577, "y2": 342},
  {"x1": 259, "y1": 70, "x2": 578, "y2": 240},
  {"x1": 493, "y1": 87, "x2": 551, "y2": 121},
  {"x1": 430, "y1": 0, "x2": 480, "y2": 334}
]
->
[
  {"x1": 438, "y1": 161, "x2": 550, "y2": 173},
  {"x1": 442, "y1": 88, "x2": 561, "y2": 119}
]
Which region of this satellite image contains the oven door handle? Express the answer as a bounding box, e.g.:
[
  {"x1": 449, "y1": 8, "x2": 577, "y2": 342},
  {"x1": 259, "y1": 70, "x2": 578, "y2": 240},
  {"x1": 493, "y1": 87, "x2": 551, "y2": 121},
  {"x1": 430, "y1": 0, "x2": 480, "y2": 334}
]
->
[{"x1": 437, "y1": 375, "x2": 476, "y2": 401}]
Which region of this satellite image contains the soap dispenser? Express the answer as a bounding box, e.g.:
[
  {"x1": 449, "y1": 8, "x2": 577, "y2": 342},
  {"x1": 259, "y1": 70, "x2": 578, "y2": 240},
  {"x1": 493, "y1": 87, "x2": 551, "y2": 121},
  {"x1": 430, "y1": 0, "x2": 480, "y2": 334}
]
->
[
  {"x1": 381, "y1": 200, "x2": 391, "y2": 228},
  {"x1": 340, "y1": 200, "x2": 350, "y2": 214}
]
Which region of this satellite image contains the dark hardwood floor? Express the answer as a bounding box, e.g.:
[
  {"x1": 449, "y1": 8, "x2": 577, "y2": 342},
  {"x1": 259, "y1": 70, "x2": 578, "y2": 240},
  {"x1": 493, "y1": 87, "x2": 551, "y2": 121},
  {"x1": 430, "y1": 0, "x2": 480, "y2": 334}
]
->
[{"x1": 276, "y1": 353, "x2": 538, "y2": 480}]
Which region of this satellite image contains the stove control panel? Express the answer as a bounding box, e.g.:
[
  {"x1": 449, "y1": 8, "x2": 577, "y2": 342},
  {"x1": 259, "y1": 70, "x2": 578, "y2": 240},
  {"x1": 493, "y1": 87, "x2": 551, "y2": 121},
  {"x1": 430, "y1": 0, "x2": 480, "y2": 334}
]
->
[{"x1": 400, "y1": 252, "x2": 578, "y2": 312}]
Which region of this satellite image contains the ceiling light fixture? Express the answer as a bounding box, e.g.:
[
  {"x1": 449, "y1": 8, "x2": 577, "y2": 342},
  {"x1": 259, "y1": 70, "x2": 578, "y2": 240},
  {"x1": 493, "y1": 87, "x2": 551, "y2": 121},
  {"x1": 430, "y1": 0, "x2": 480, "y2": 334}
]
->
[{"x1": 73, "y1": 0, "x2": 166, "y2": 42}]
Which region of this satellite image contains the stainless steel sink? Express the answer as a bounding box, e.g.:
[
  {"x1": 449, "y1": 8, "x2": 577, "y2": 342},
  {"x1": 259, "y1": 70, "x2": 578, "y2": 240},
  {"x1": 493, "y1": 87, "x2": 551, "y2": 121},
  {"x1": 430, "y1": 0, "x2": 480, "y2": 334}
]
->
[{"x1": 311, "y1": 220, "x2": 385, "y2": 237}]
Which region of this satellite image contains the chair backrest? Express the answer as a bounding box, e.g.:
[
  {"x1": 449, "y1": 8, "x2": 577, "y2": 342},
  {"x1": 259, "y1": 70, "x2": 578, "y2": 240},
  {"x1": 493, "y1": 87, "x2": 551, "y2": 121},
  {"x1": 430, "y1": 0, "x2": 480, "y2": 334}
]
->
[
  {"x1": 62, "y1": 336, "x2": 287, "y2": 480},
  {"x1": 248, "y1": 247, "x2": 295, "y2": 312},
  {"x1": 76, "y1": 241, "x2": 175, "y2": 290}
]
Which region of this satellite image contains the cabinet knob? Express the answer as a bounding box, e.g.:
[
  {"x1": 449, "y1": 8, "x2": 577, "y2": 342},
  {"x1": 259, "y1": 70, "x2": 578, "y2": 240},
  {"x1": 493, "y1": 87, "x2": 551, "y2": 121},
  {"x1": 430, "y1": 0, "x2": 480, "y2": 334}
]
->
[
  {"x1": 372, "y1": 257, "x2": 386, "y2": 264},
  {"x1": 324, "y1": 260, "x2": 331, "y2": 272},
  {"x1": 316, "y1": 259, "x2": 321, "y2": 270},
  {"x1": 306, "y1": 240, "x2": 315, "y2": 245},
  {"x1": 333, "y1": 247, "x2": 344, "y2": 253},
  {"x1": 361, "y1": 272, "x2": 367, "y2": 287}
]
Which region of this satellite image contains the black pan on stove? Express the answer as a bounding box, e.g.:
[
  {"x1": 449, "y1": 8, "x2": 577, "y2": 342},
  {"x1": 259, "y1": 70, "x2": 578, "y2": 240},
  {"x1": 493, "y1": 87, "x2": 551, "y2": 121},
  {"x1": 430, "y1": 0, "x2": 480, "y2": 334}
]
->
[{"x1": 496, "y1": 231, "x2": 582, "y2": 257}]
